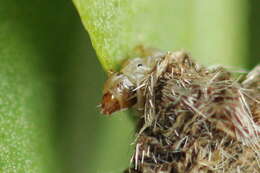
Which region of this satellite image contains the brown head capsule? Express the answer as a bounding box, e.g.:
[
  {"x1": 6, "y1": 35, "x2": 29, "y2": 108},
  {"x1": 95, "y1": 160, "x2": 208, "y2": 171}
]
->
[{"x1": 101, "y1": 72, "x2": 135, "y2": 114}]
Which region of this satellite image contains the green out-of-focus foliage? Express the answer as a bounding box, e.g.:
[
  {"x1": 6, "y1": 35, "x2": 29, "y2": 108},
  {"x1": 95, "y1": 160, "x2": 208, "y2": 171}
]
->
[
  {"x1": 1, "y1": 0, "x2": 135, "y2": 173},
  {"x1": 0, "y1": 0, "x2": 259, "y2": 173},
  {"x1": 0, "y1": 1, "x2": 63, "y2": 172},
  {"x1": 249, "y1": 0, "x2": 260, "y2": 68}
]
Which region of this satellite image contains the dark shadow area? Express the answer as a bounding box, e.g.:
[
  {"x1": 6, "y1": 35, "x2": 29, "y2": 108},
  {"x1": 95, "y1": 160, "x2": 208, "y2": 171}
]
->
[{"x1": 249, "y1": 0, "x2": 260, "y2": 68}]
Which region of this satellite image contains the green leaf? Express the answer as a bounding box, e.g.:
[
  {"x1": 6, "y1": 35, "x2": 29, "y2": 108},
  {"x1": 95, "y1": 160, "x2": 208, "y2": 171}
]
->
[
  {"x1": 72, "y1": 0, "x2": 191, "y2": 71},
  {"x1": 73, "y1": 0, "x2": 248, "y2": 71},
  {"x1": 0, "y1": 0, "x2": 78, "y2": 172}
]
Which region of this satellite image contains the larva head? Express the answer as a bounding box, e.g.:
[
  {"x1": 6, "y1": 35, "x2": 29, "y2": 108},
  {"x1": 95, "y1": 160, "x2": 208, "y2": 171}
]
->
[
  {"x1": 101, "y1": 55, "x2": 161, "y2": 115},
  {"x1": 101, "y1": 72, "x2": 135, "y2": 115}
]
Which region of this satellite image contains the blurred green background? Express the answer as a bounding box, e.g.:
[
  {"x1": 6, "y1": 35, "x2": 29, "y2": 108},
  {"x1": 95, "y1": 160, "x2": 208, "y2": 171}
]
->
[{"x1": 0, "y1": 0, "x2": 259, "y2": 173}]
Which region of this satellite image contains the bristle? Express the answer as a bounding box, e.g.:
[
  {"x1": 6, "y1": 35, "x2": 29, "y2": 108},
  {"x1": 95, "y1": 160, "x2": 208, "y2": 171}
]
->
[{"x1": 122, "y1": 52, "x2": 260, "y2": 173}]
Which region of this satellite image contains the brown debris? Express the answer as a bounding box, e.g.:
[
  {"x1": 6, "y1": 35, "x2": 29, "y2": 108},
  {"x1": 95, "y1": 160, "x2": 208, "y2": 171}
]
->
[{"x1": 101, "y1": 51, "x2": 260, "y2": 173}]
